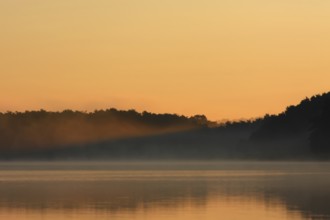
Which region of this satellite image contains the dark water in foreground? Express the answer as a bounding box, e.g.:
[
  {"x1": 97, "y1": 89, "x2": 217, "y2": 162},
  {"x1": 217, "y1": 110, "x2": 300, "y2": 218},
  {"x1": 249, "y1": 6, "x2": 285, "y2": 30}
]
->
[{"x1": 0, "y1": 161, "x2": 329, "y2": 220}]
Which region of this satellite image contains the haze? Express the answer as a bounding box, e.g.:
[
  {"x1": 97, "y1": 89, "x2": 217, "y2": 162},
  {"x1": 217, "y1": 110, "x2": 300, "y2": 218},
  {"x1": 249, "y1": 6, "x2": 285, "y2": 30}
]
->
[{"x1": 1, "y1": 0, "x2": 329, "y2": 120}]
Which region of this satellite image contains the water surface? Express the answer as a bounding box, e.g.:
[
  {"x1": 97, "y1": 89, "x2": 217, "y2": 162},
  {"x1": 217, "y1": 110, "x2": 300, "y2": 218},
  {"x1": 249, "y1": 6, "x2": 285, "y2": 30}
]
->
[{"x1": 0, "y1": 161, "x2": 329, "y2": 220}]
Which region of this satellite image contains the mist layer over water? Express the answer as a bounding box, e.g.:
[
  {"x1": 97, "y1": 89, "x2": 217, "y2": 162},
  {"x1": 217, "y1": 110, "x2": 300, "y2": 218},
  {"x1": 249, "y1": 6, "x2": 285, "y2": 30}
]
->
[{"x1": 0, "y1": 161, "x2": 329, "y2": 220}]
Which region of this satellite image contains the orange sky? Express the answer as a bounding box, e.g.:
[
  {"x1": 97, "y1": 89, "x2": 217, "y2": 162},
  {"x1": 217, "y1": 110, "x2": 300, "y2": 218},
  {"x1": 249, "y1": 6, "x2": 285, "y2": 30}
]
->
[{"x1": 1, "y1": 0, "x2": 329, "y2": 120}]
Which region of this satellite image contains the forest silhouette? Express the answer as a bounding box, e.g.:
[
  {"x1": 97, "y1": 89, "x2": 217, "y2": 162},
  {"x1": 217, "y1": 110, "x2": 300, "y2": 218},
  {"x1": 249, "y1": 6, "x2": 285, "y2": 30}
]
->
[
  {"x1": 1, "y1": 92, "x2": 330, "y2": 160},
  {"x1": 0, "y1": 109, "x2": 209, "y2": 151}
]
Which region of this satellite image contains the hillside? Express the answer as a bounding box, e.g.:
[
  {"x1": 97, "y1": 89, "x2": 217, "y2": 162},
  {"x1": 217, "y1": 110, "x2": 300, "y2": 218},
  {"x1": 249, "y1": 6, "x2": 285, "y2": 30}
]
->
[
  {"x1": 1, "y1": 92, "x2": 330, "y2": 160},
  {"x1": 249, "y1": 92, "x2": 330, "y2": 158}
]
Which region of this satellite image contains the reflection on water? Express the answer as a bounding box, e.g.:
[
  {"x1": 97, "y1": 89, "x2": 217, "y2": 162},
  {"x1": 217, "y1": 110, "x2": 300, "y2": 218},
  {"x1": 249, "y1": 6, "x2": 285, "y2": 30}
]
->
[{"x1": 0, "y1": 162, "x2": 329, "y2": 220}]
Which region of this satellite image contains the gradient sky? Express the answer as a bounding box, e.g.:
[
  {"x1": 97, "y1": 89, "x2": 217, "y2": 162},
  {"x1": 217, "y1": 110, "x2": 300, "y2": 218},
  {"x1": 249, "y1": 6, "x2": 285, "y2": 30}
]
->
[{"x1": 1, "y1": 0, "x2": 329, "y2": 120}]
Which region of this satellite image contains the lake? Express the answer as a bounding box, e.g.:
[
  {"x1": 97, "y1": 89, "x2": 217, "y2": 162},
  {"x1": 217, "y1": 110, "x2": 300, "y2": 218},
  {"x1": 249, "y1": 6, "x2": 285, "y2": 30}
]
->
[{"x1": 0, "y1": 161, "x2": 329, "y2": 220}]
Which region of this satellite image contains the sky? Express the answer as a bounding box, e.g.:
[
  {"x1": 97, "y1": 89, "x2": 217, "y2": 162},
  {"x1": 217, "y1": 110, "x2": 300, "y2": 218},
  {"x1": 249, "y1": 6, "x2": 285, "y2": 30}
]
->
[{"x1": 0, "y1": 0, "x2": 329, "y2": 120}]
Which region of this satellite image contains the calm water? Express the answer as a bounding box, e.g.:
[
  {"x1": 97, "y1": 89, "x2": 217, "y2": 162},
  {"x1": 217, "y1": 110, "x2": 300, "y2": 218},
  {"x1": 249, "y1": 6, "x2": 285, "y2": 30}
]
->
[{"x1": 0, "y1": 161, "x2": 329, "y2": 220}]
